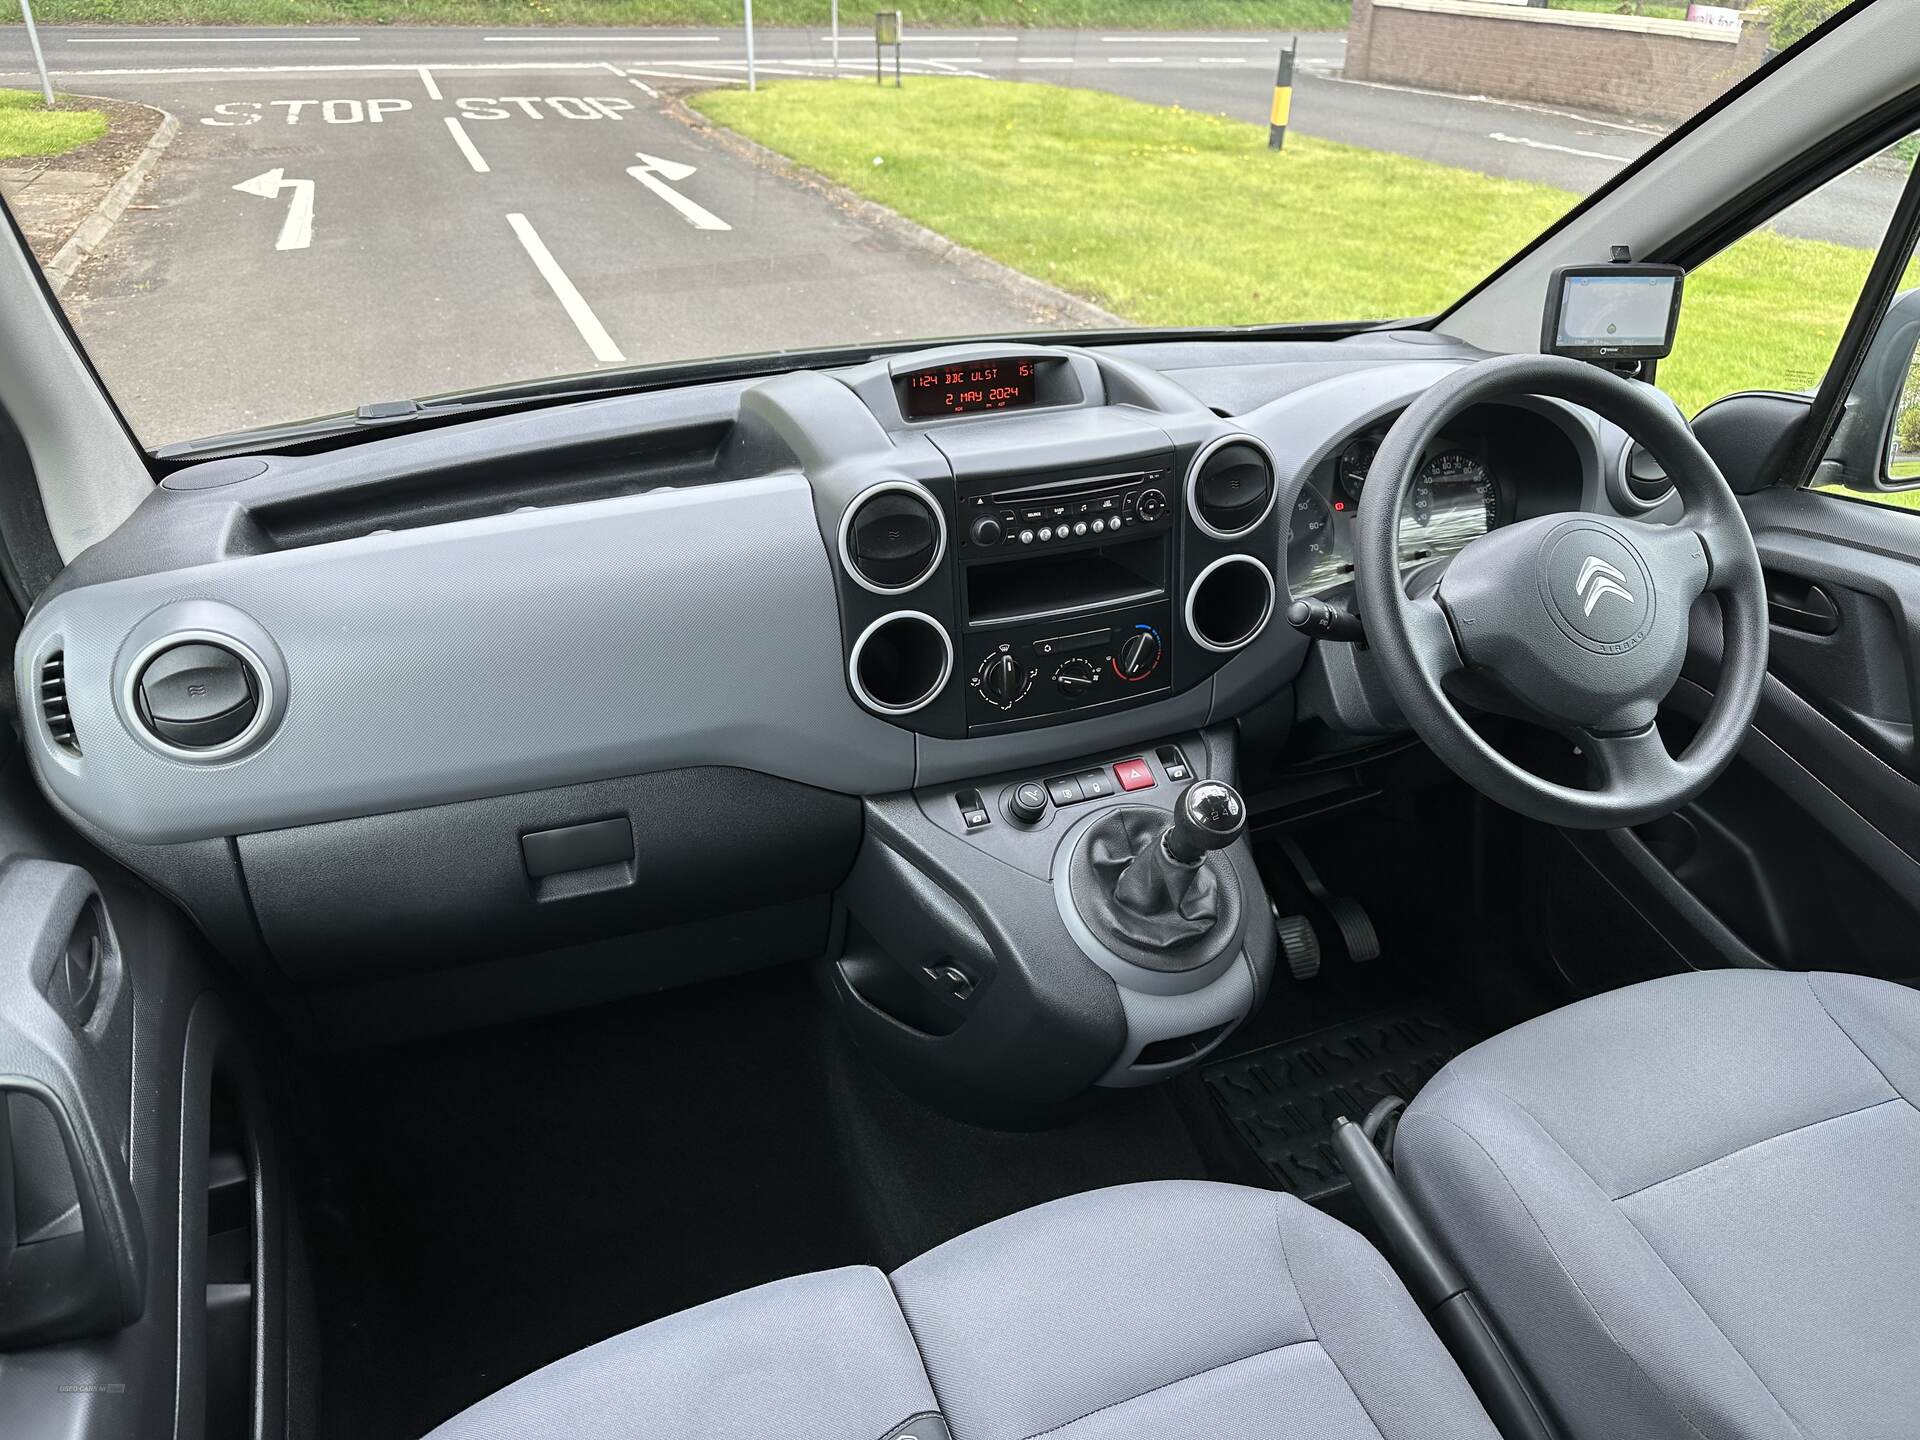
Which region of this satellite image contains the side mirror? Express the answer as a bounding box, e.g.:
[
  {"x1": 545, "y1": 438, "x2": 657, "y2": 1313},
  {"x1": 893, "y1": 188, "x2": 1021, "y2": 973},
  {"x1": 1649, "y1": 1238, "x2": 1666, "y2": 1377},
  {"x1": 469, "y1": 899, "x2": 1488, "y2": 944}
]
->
[{"x1": 1818, "y1": 286, "x2": 1920, "y2": 493}]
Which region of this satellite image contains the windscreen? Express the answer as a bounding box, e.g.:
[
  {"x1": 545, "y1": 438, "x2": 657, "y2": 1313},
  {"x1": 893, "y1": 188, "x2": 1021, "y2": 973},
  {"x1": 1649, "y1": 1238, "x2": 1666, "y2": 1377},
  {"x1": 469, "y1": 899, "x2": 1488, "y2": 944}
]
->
[{"x1": 0, "y1": 0, "x2": 1859, "y2": 450}]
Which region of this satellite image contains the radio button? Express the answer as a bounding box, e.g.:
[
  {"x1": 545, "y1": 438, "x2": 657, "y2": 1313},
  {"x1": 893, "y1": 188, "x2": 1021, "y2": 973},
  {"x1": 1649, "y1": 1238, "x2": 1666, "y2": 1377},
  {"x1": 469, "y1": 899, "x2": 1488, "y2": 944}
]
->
[
  {"x1": 1135, "y1": 489, "x2": 1168, "y2": 523},
  {"x1": 969, "y1": 515, "x2": 1004, "y2": 547},
  {"x1": 1073, "y1": 521, "x2": 1089, "y2": 537},
  {"x1": 1037, "y1": 526, "x2": 1053, "y2": 542},
  {"x1": 1018, "y1": 529, "x2": 1035, "y2": 545},
  {"x1": 1090, "y1": 519, "x2": 1106, "y2": 534}
]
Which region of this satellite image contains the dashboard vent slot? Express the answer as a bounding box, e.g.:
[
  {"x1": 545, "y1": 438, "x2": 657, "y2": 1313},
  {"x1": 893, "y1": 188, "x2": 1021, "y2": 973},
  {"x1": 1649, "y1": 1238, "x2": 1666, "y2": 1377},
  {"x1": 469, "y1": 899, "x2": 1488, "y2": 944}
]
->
[
  {"x1": 1188, "y1": 438, "x2": 1276, "y2": 538},
  {"x1": 41, "y1": 652, "x2": 79, "y2": 755},
  {"x1": 840, "y1": 483, "x2": 945, "y2": 593}
]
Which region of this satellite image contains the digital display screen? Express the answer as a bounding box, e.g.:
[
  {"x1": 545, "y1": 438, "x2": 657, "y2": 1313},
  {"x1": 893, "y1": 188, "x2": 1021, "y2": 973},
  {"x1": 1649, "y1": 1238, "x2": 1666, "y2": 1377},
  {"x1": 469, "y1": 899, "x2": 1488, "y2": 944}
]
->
[
  {"x1": 1554, "y1": 272, "x2": 1680, "y2": 353},
  {"x1": 903, "y1": 359, "x2": 1039, "y2": 419}
]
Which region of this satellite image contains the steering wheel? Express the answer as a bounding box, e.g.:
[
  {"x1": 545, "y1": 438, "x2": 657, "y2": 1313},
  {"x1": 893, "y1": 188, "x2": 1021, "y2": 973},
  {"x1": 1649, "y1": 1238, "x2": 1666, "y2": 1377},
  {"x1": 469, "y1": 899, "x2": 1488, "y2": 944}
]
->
[{"x1": 1354, "y1": 354, "x2": 1768, "y2": 830}]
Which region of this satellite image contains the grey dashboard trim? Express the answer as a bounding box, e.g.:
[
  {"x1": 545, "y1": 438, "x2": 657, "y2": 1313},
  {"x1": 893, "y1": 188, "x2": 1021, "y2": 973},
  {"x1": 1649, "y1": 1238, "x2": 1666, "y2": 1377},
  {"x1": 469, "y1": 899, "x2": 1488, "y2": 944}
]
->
[{"x1": 17, "y1": 474, "x2": 919, "y2": 844}]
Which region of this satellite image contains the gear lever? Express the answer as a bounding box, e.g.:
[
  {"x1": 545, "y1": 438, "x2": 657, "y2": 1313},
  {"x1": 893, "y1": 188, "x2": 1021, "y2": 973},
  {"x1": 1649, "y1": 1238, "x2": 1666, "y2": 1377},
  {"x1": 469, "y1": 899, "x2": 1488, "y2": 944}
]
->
[
  {"x1": 1073, "y1": 779, "x2": 1247, "y2": 954},
  {"x1": 1163, "y1": 780, "x2": 1248, "y2": 866}
]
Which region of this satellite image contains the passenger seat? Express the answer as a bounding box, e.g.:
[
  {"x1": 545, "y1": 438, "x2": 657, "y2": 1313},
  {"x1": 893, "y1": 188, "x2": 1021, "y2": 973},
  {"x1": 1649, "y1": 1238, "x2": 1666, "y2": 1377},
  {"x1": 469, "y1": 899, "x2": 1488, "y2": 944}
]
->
[{"x1": 425, "y1": 1180, "x2": 1498, "y2": 1440}]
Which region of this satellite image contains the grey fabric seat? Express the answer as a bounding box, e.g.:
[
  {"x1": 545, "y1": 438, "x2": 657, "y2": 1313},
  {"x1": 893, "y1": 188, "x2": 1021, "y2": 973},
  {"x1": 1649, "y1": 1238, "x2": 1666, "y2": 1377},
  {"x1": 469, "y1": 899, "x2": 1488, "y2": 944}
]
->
[
  {"x1": 1398, "y1": 969, "x2": 1920, "y2": 1440},
  {"x1": 425, "y1": 1180, "x2": 1499, "y2": 1440}
]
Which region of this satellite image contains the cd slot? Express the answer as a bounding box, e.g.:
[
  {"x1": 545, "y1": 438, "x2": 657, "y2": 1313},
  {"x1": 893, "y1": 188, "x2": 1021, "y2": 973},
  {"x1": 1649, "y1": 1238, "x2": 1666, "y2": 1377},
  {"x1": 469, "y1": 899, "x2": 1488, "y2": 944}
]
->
[{"x1": 966, "y1": 536, "x2": 1167, "y2": 629}]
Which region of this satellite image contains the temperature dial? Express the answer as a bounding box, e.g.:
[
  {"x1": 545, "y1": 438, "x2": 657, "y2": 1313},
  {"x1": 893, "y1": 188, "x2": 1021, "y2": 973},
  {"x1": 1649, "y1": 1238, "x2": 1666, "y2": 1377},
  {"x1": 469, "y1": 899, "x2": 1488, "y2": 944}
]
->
[
  {"x1": 1112, "y1": 626, "x2": 1163, "y2": 682},
  {"x1": 974, "y1": 651, "x2": 1033, "y2": 710},
  {"x1": 1053, "y1": 657, "x2": 1100, "y2": 695}
]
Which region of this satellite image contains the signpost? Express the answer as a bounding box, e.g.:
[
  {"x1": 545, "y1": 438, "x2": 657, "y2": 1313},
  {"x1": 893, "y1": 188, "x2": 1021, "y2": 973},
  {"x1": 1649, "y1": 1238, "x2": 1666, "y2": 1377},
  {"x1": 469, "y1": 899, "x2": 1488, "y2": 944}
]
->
[
  {"x1": 832, "y1": 0, "x2": 842, "y2": 78},
  {"x1": 18, "y1": 0, "x2": 57, "y2": 110},
  {"x1": 876, "y1": 10, "x2": 903, "y2": 88},
  {"x1": 744, "y1": 0, "x2": 758, "y2": 93}
]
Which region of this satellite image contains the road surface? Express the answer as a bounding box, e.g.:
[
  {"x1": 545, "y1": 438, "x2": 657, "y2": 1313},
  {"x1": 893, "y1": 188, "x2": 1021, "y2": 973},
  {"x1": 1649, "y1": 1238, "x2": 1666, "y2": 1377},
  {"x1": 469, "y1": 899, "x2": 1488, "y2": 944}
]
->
[{"x1": 0, "y1": 25, "x2": 1899, "y2": 446}]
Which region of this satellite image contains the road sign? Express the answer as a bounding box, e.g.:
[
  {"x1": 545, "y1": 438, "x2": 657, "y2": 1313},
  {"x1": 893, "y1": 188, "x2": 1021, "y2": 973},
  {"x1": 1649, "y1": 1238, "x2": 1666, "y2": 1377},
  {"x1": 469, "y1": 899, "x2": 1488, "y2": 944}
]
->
[
  {"x1": 876, "y1": 10, "x2": 903, "y2": 87},
  {"x1": 627, "y1": 152, "x2": 732, "y2": 232},
  {"x1": 233, "y1": 168, "x2": 316, "y2": 251}
]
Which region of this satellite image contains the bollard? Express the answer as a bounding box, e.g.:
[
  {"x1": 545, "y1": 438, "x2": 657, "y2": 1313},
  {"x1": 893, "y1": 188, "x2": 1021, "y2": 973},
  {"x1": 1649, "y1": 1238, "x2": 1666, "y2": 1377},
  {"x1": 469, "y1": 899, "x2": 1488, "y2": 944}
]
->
[{"x1": 1268, "y1": 39, "x2": 1296, "y2": 151}]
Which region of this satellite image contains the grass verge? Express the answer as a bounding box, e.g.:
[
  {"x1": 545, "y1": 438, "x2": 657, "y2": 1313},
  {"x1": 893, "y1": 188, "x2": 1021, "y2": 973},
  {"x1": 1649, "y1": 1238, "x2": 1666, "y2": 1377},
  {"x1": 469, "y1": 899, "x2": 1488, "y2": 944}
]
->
[
  {"x1": 695, "y1": 80, "x2": 1918, "y2": 418},
  {"x1": 0, "y1": 1, "x2": 1352, "y2": 27},
  {"x1": 697, "y1": 79, "x2": 1577, "y2": 338},
  {"x1": 0, "y1": 88, "x2": 107, "y2": 161}
]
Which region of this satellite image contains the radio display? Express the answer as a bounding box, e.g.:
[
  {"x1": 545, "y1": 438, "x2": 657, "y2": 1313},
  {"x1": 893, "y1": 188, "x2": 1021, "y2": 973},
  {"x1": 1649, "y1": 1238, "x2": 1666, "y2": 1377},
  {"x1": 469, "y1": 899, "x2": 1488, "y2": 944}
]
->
[{"x1": 902, "y1": 359, "x2": 1039, "y2": 419}]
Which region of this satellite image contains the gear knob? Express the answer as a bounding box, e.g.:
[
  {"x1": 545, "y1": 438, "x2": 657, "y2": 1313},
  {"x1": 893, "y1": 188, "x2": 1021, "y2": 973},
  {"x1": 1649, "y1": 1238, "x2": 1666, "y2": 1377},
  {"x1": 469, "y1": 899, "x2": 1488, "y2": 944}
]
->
[{"x1": 1164, "y1": 779, "x2": 1246, "y2": 866}]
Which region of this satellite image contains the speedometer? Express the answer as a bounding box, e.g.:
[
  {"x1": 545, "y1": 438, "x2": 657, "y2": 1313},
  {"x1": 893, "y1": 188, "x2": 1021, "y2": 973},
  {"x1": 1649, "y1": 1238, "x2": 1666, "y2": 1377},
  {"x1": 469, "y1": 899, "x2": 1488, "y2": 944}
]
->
[
  {"x1": 1287, "y1": 483, "x2": 1346, "y2": 598},
  {"x1": 1402, "y1": 451, "x2": 1497, "y2": 565}
]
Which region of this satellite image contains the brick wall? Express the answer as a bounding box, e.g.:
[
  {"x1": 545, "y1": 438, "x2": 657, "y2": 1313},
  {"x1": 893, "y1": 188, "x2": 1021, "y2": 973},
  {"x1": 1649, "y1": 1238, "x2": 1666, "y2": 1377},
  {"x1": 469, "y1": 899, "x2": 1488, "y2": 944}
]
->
[{"x1": 1346, "y1": 0, "x2": 1773, "y2": 125}]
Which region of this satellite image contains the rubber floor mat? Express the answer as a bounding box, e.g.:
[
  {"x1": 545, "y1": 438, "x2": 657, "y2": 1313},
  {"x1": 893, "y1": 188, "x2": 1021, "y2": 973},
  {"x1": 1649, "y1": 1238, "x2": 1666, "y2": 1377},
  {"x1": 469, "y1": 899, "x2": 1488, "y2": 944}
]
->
[{"x1": 1202, "y1": 1010, "x2": 1477, "y2": 1201}]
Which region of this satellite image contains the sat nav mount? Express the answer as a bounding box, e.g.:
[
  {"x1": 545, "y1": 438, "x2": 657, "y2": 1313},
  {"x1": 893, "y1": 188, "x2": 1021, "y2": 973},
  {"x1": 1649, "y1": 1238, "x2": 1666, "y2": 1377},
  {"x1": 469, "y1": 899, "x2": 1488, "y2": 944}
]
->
[{"x1": 1542, "y1": 246, "x2": 1685, "y2": 376}]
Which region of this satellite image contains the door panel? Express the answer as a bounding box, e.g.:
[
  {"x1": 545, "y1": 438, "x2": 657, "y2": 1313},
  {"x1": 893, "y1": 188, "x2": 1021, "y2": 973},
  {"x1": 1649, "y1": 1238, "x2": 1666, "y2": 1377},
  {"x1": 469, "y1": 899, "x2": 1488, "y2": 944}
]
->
[{"x1": 1647, "y1": 484, "x2": 1920, "y2": 977}]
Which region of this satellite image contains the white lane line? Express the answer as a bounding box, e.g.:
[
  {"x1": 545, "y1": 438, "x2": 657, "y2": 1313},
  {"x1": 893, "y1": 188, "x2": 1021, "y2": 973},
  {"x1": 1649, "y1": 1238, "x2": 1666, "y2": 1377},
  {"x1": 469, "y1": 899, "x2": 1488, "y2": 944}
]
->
[
  {"x1": 443, "y1": 116, "x2": 489, "y2": 172},
  {"x1": 625, "y1": 66, "x2": 747, "y2": 84},
  {"x1": 1107, "y1": 56, "x2": 1163, "y2": 64},
  {"x1": 505, "y1": 213, "x2": 625, "y2": 364},
  {"x1": 1017, "y1": 56, "x2": 1075, "y2": 65},
  {"x1": 627, "y1": 152, "x2": 732, "y2": 232},
  {"x1": 1317, "y1": 73, "x2": 1664, "y2": 135},
  {"x1": 1103, "y1": 35, "x2": 1271, "y2": 43},
  {"x1": 818, "y1": 33, "x2": 1018, "y2": 42},
  {"x1": 484, "y1": 34, "x2": 717, "y2": 42},
  {"x1": 1488, "y1": 131, "x2": 1630, "y2": 162},
  {"x1": 3, "y1": 61, "x2": 619, "y2": 77},
  {"x1": 417, "y1": 65, "x2": 442, "y2": 99},
  {"x1": 66, "y1": 34, "x2": 361, "y2": 42},
  {"x1": 629, "y1": 77, "x2": 660, "y2": 97},
  {"x1": 1198, "y1": 57, "x2": 1250, "y2": 64}
]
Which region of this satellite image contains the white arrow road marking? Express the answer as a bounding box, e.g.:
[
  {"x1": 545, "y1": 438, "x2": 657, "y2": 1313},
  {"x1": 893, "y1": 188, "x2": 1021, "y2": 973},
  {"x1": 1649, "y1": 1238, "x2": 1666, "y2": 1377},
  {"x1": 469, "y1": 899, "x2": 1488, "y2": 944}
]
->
[
  {"x1": 505, "y1": 213, "x2": 625, "y2": 363},
  {"x1": 232, "y1": 167, "x2": 315, "y2": 250},
  {"x1": 627, "y1": 151, "x2": 731, "y2": 232},
  {"x1": 1488, "y1": 131, "x2": 1630, "y2": 163}
]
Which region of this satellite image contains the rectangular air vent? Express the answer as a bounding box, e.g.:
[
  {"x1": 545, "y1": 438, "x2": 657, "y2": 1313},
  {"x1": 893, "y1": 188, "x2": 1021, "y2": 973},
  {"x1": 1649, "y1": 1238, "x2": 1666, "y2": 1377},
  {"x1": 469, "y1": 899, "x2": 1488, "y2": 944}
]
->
[{"x1": 40, "y1": 652, "x2": 79, "y2": 754}]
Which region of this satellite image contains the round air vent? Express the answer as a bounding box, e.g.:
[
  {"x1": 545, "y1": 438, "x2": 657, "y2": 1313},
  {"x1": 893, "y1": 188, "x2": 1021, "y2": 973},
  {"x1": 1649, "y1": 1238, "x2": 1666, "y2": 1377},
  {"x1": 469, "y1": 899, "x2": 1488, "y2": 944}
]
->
[
  {"x1": 1186, "y1": 555, "x2": 1276, "y2": 654},
  {"x1": 848, "y1": 611, "x2": 954, "y2": 716},
  {"x1": 1186, "y1": 436, "x2": 1277, "y2": 539},
  {"x1": 839, "y1": 482, "x2": 946, "y2": 594},
  {"x1": 130, "y1": 637, "x2": 268, "y2": 755},
  {"x1": 1613, "y1": 442, "x2": 1674, "y2": 511}
]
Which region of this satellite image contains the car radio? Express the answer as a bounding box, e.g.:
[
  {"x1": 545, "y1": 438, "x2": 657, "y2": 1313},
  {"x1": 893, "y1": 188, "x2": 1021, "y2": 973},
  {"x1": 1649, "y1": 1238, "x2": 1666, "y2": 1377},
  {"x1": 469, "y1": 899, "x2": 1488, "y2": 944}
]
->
[
  {"x1": 959, "y1": 470, "x2": 1173, "y2": 551},
  {"x1": 957, "y1": 465, "x2": 1179, "y2": 734}
]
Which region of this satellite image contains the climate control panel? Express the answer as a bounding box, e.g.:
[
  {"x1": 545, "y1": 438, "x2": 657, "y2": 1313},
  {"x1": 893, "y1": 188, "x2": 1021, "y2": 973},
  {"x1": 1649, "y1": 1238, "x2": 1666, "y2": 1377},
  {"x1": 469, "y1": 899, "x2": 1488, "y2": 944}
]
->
[{"x1": 963, "y1": 600, "x2": 1173, "y2": 733}]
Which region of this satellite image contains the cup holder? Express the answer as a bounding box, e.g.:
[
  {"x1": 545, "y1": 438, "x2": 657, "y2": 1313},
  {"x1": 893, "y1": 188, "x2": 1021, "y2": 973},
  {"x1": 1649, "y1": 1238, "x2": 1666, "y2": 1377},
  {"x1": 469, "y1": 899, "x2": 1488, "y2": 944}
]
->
[
  {"x1": 1185, "y1": 555, "x2": 1275, "y2": 654},
  {"x1": 849, "y1": 611, "x2": 954, "y2": 715}
]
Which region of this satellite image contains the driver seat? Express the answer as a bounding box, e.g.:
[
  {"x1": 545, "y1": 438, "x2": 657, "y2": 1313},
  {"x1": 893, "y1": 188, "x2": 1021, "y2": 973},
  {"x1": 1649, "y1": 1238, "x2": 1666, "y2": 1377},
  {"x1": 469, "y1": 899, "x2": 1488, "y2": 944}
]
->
[{"x1": 1397, "y1": 968, "x2": 1920, "y2": 1440}]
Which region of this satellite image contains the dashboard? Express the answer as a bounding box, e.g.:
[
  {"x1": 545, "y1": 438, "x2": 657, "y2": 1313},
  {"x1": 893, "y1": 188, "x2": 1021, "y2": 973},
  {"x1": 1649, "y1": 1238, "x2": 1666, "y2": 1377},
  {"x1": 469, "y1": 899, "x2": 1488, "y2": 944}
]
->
[{"x1": 10, "y1": 332, "x2": 1645, "y2": 994}]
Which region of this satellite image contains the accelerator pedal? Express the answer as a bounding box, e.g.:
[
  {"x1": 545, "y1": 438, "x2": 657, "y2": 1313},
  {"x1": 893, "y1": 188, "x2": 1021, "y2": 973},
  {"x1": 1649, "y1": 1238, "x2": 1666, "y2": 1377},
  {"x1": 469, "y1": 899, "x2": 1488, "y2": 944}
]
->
[{"x1": 1274, "y1": 836, "x2": 1381, "y2": 964}]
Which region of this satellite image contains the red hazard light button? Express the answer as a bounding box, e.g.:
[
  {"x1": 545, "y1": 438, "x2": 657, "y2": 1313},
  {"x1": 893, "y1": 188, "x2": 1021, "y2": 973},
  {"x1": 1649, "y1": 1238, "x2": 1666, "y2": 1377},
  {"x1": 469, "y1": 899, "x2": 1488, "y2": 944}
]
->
[{"x1": 1114, "y1": 758, "x2": 1155, "y2": 792}]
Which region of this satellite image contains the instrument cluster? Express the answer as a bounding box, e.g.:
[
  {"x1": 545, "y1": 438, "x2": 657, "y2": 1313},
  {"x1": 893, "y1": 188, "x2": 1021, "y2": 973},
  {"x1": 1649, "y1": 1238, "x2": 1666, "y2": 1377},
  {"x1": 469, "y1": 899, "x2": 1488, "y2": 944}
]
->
[{"x1": 1287, "y1": 429, "x2": 1503, "y2": 600}]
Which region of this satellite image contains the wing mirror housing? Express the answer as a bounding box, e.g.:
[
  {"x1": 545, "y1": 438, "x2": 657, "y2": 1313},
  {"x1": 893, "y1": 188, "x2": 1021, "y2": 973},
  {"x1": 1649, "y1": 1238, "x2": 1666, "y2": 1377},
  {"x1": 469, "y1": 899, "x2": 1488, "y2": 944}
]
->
[{"x1": 1817, "y1": 285, "x2": 1920, "y2": 493}]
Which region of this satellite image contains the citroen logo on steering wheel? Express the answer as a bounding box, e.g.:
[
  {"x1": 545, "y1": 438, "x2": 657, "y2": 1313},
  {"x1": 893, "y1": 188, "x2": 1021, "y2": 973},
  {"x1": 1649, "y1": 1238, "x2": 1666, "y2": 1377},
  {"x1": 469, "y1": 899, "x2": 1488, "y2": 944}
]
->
[{"x1": 1574, "y1": 555, "x2": 1635, "y2": 617}]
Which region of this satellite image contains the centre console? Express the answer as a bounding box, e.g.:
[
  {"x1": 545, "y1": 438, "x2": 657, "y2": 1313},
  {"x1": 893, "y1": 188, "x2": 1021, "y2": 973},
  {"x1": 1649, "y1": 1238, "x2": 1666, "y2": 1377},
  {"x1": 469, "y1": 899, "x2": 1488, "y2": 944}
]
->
[{"x1": 818, "y1": 344, "x2": 1285, "y2": 744}]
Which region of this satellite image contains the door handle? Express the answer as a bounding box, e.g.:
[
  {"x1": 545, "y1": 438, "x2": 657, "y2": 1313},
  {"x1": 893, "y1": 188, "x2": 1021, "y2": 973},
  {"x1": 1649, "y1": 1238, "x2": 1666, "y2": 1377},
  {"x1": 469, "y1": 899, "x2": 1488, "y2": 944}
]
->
[{"x1": 1763, "y1": 571, "x2": 1841, "y2": 635}]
